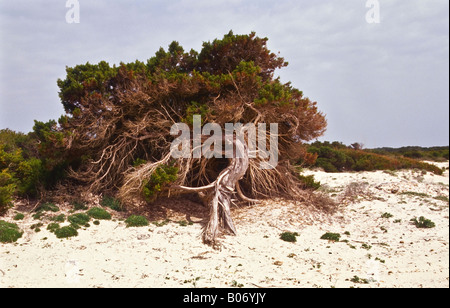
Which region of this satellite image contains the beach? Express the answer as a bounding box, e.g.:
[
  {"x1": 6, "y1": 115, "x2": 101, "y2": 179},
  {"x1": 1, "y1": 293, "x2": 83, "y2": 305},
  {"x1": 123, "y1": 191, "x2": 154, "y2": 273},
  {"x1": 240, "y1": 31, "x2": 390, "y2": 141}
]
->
[{"x1": 1, "y1": 162, "x2": 448, "y2": 288}]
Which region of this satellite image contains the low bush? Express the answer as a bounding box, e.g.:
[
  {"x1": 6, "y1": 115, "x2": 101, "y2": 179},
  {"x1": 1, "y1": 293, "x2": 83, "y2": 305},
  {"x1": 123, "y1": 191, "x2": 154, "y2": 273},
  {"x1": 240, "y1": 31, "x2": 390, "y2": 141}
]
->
[
  {"x1": 35, "y1": 202, "x2": 60, "y2": 213},
  {"x1": 320, "y1": 232, "x2": 341, "y2": 242},
  {"x1": 411, "y1": 216, "x2": 435, "y2": 229},
  {"x1": 298, "y1": 174, "x2": 321, "y2": 190},
  {"x1": 142, "y1": 163, "x2": 178, "y2": 202},
  {"x1": 303, "y1": 141, "x2": 444, "y2": 175},
  {"x1": 68, "y1": 213, "x2": 91, "y2": 228},
  {"x1": 280, "y1": 232, "x2": 299, "y2": 243},
  {"x1": 125, "y1": 215, "x2": 149, "y2": 227},
  {"x1": 54, "y1": 225, "x2": 78, "y2": 238},
  {"x1": 47, "y1": 222, "x2": 60, "y2": 233},
  {"x1": 87, "y1": 207, "x2": 111, "y2": 220},
  {"x1": 13, "y1": 213, "x2": 25, "y2": 220},
  {"x1": 0, "y1": 220, "x2": 23, "y2": 243},
  {"x1": 0, "y1": 170, "x2": 16, "y2": 214},
  {"x1": 101, "y1": 195, "x2": 123, "y2": 211}
]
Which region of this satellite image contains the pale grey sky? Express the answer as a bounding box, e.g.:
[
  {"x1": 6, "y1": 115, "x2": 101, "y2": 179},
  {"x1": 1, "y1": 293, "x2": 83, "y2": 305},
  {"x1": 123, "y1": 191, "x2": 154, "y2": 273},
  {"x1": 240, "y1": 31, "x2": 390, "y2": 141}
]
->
[{"x1": 0, "y1": 0, "x2": 448, "y2": 148}]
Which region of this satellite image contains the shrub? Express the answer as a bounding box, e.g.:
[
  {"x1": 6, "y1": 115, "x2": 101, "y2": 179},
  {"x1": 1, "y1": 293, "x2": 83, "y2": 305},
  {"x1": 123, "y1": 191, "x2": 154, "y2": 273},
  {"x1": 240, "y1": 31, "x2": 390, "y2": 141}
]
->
[
  {"x1": 298, "y1": 174, "x2": 321, "y2": 190},
  {"x1": 71, "y1": 199, "x2": 87, "y2": 210},
  {"x1": 0, "y1": 220, "x2": 23, "y2": 243},
  {"x1": 47, "y1": 222, "x2": 60, "y2": 233},
  {"x1": 280, "y1": 232, "x2": 299, "y2": 243},
  {"x1": 320, "y1": 232, "x2": 341, "y2": 242},
  {"x1": 87, "y1": 207, "x2": 111, "y2": 220},
  {"x1": 100, "y1": 195, "x2": 123, "y2": 211},
  {"x1": 54, "y1": 225, "x2": 78, "y2": 238},
  {"x1": 35, "y1": 202, "x2": 59, "y2": 213},
  {"x1": 51, "y1": 214, "x2": 66, "y2": 222},
  {"x1": 0, "y1": 170, "x2": 16, "y2": 214},
  {"x1": 13, "y1": 213, "x2": 25, "y2": 220},
  {"x1": 304, "y1": 142, "x2": 444, "y2": 175},
  {"x1": 125, "y1": 215, "x2": 149, "y2": 227},
  {"x1": 68, "y1": 213, "x2": 91, "y2": 228},
  {"x1": 381, "y1": 212, "x2": 393, "y2": 219},
  {"x1": 142, "y1": 164, "x2": 178, "y2": 202},
  {"x1": 411, "y1": 216, "x2": 435, "y2": 229}
]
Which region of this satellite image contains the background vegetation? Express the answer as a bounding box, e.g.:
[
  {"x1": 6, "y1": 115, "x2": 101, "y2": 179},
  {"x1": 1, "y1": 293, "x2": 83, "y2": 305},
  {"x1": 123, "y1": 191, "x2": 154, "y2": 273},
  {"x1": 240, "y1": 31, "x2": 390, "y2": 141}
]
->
[{"x1": 299, "y1": 141, "x2": 446, "y2": 175}]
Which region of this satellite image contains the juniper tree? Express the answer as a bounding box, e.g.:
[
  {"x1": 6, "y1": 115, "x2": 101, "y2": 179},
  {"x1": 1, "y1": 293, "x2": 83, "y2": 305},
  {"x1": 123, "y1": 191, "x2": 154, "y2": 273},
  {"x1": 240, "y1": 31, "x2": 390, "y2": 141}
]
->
[{"x1": 56, "y1": 31, "x2": 329, "y2": 245}]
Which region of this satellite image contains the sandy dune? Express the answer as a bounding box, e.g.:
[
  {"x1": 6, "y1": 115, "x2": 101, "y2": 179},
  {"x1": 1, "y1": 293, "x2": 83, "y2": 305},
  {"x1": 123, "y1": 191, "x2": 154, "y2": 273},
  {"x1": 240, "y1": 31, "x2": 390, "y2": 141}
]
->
[{"x1": 1, "y1": 162, "x2": 448, "y2": 288}]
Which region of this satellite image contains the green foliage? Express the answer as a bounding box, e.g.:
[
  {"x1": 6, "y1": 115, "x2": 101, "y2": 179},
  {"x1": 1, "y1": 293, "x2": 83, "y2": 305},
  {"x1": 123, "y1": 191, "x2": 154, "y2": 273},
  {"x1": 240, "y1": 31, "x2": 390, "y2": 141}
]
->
[
  {"x1": 31, "y1": 202, "x2": 59, "y2": 220},
  {"x1": 54, "y1": 225, "x2": 78, "y2": 239},
  {"x1": 100, "y1": 195, "x2": 123, "y2": 211},
  {"x1": 125, "y1": 215, "x2": 149, "y2": 227},
  {"x1": 0, "y1": 169, "x2": 16, "y2": 214},
  {"x1": 68, "y1": 213, "x2": 91, "y2": 229},
  {"x1": 0, "y1": 125, "x2": 71, "y2": 205},
  {"x1": 381, "y1": 212, "x2": 394, "y2": 219},
  {"x1": 35, "y1": 202, "x2": 60, "y2": 213},
  {"x1": 142, "y1": 164, "x2": 178, "y2": 202},
  {"x1": 31, "y1": 120, "x2": 71, "y2": 188},
  {"x1": 350, "y1": 276, "x2": 369, "y2": 284},
  {"x1": 132, "y1": 158, "x2": 147, "y2": 167},
  {"x1": 47, "y1": 222, "x2": 60, "y2": 233},
  {"x1": 71, "y1": 199, "x2": 87, "y2": 211},
  {"x1": 13, "y1": 213, "x2": 25, "y2": 220},
  {"x1": 371, "y1": 146, "x2": 449, "y2": 162},
  {"x1": 320, "y1": 232, "x2": 341, "y2": 242},
  {"x1": 51, "y1": 214, "x2": 65, "y2": 222},
  {"x1": 280, "y1": 232, "x2": 299, "y2": 243},
  {"x1": 304, "y1": 141, "x2": 444, "y2": 175},
  {"x1": 152, "y1": 219, "x2": 170, "y2": 227},
  {"x1": 298, "y1": 174, "x2": 321, "y2": 190},
  {"x1": 87, "y1": 207, "x2": 111, "y2": 220},
  {"x1": 57, "y1": 61, "x2": 118, "y2": 114},
  {"x1": 254, "y1": 78, "x2": 292, "y2": 106},
  {"x1": 0, "y1": 220, "x2": 23, "y2": 243},
  {"x1": 183, "y1": 101, "x2": 210, "y2": 125},
  {"x1": 411, "y1": 216, "x2": 435, "y2": 229}
]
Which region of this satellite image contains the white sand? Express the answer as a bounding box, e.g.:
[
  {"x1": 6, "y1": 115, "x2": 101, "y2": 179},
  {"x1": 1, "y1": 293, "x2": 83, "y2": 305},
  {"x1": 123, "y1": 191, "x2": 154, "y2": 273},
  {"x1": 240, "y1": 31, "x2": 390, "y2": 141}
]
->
[{"x1": 1, "y1": 162, "x2": 448, "y2": 288}]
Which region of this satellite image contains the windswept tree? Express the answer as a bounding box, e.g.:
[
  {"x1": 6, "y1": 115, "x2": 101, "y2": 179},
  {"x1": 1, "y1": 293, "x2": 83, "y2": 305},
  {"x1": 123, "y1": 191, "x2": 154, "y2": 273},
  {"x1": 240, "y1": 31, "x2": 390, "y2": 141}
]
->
[{"x1": 56, "y1": 31, "x2": 328, "y2": 245}]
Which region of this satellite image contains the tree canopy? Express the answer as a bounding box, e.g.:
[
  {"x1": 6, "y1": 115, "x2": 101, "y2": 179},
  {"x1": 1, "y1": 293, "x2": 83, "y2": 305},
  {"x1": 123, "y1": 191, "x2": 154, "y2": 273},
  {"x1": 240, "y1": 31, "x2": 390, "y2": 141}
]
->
[{"x1": 54, "y1": 31, "x2": 328, "y2": 244}]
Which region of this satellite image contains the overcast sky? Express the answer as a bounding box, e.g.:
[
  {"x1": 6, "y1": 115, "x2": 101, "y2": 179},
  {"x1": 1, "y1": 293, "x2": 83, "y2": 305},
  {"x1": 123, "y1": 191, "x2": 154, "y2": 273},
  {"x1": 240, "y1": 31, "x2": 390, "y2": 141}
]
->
[{"x1": 0, "y1": 0, "x2": 448, "y2": 148}]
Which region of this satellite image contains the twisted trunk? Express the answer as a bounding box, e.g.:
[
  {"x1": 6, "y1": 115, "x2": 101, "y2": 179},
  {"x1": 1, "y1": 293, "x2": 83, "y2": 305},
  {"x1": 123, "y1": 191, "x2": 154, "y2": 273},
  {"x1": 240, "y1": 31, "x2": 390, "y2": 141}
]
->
[{"x1": 174, "y1": 136, "x2": 249, "y2": 246}]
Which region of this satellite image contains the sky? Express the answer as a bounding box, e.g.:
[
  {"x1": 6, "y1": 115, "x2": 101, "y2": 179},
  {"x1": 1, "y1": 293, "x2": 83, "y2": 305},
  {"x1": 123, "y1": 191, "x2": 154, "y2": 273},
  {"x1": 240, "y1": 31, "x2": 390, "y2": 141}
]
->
[{"x1": 0, "y1": 0, "x2": 448, "y2": 148}]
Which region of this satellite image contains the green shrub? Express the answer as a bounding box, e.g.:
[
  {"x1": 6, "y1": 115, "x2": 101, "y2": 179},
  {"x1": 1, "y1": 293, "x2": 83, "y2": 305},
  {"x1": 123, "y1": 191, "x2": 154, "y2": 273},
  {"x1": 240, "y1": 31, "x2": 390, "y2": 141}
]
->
[
  {"x1": 100, "y1": 195, "x2": 123, "y2": 211},
  {"x1": 381, "y1": 212, "x2": 393, "y2": 219},
  {"x1": 87, "y1": 207, "x2": 111, "y2": 220},
  {"x1": 71, "y1": 199, "x2": 87, "y2": 210},
  {"x1": 0, "y1": 170, "x2": 16, "y2": 214},
  {"x1": 68, "y1": 213, "x2": 91, "y2": 228},
  {"x1": 54, "y1": 225, "x2": 78, "y2": 238},
  {"x1": 13, "y1": 212, "x2": 25, "y2": 220},
  {"x1": 30, "y1": 222, "x2": 43, "y2": 232},
  {"x1": 0, "y1": 220, "x2": 23, "y2": 243},
  {"x1": 298, "y1": 174, "x2": 321, "y2": 190},
  {"x1": 411, "y1": 216, "x2": 435, "y2": 229},
  {"x1": 142, "y1": 163, "x2": 178, "y2": 202},
  {"x1": 320, "y1": 232, "x2": 341, "y2": 242},
  {"x1": 51, "y1": 214, "x2": 65, "y2": 222},
  {"x1": 305, "y1": 142, "x2": 444, "y2": 175},
  {"x1": 125, "y1": 215, "x2": 149, "y2": 227},
  {"x1": 47, "y1": 222, "x2": 60, "y2": 233},
  {"x1": 280, "y1": 232, "x2": 299, "y2": 243},
  {"x1": 35, "y1": 202, "x2": 59, "y2": 213}
]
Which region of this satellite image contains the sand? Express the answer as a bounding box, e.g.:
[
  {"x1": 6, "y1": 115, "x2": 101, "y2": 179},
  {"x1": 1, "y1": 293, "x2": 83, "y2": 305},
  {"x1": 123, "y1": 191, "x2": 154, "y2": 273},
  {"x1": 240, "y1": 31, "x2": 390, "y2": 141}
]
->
[{"x1": 1, "y1": 162, "x2": 448, "y2": 288}]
